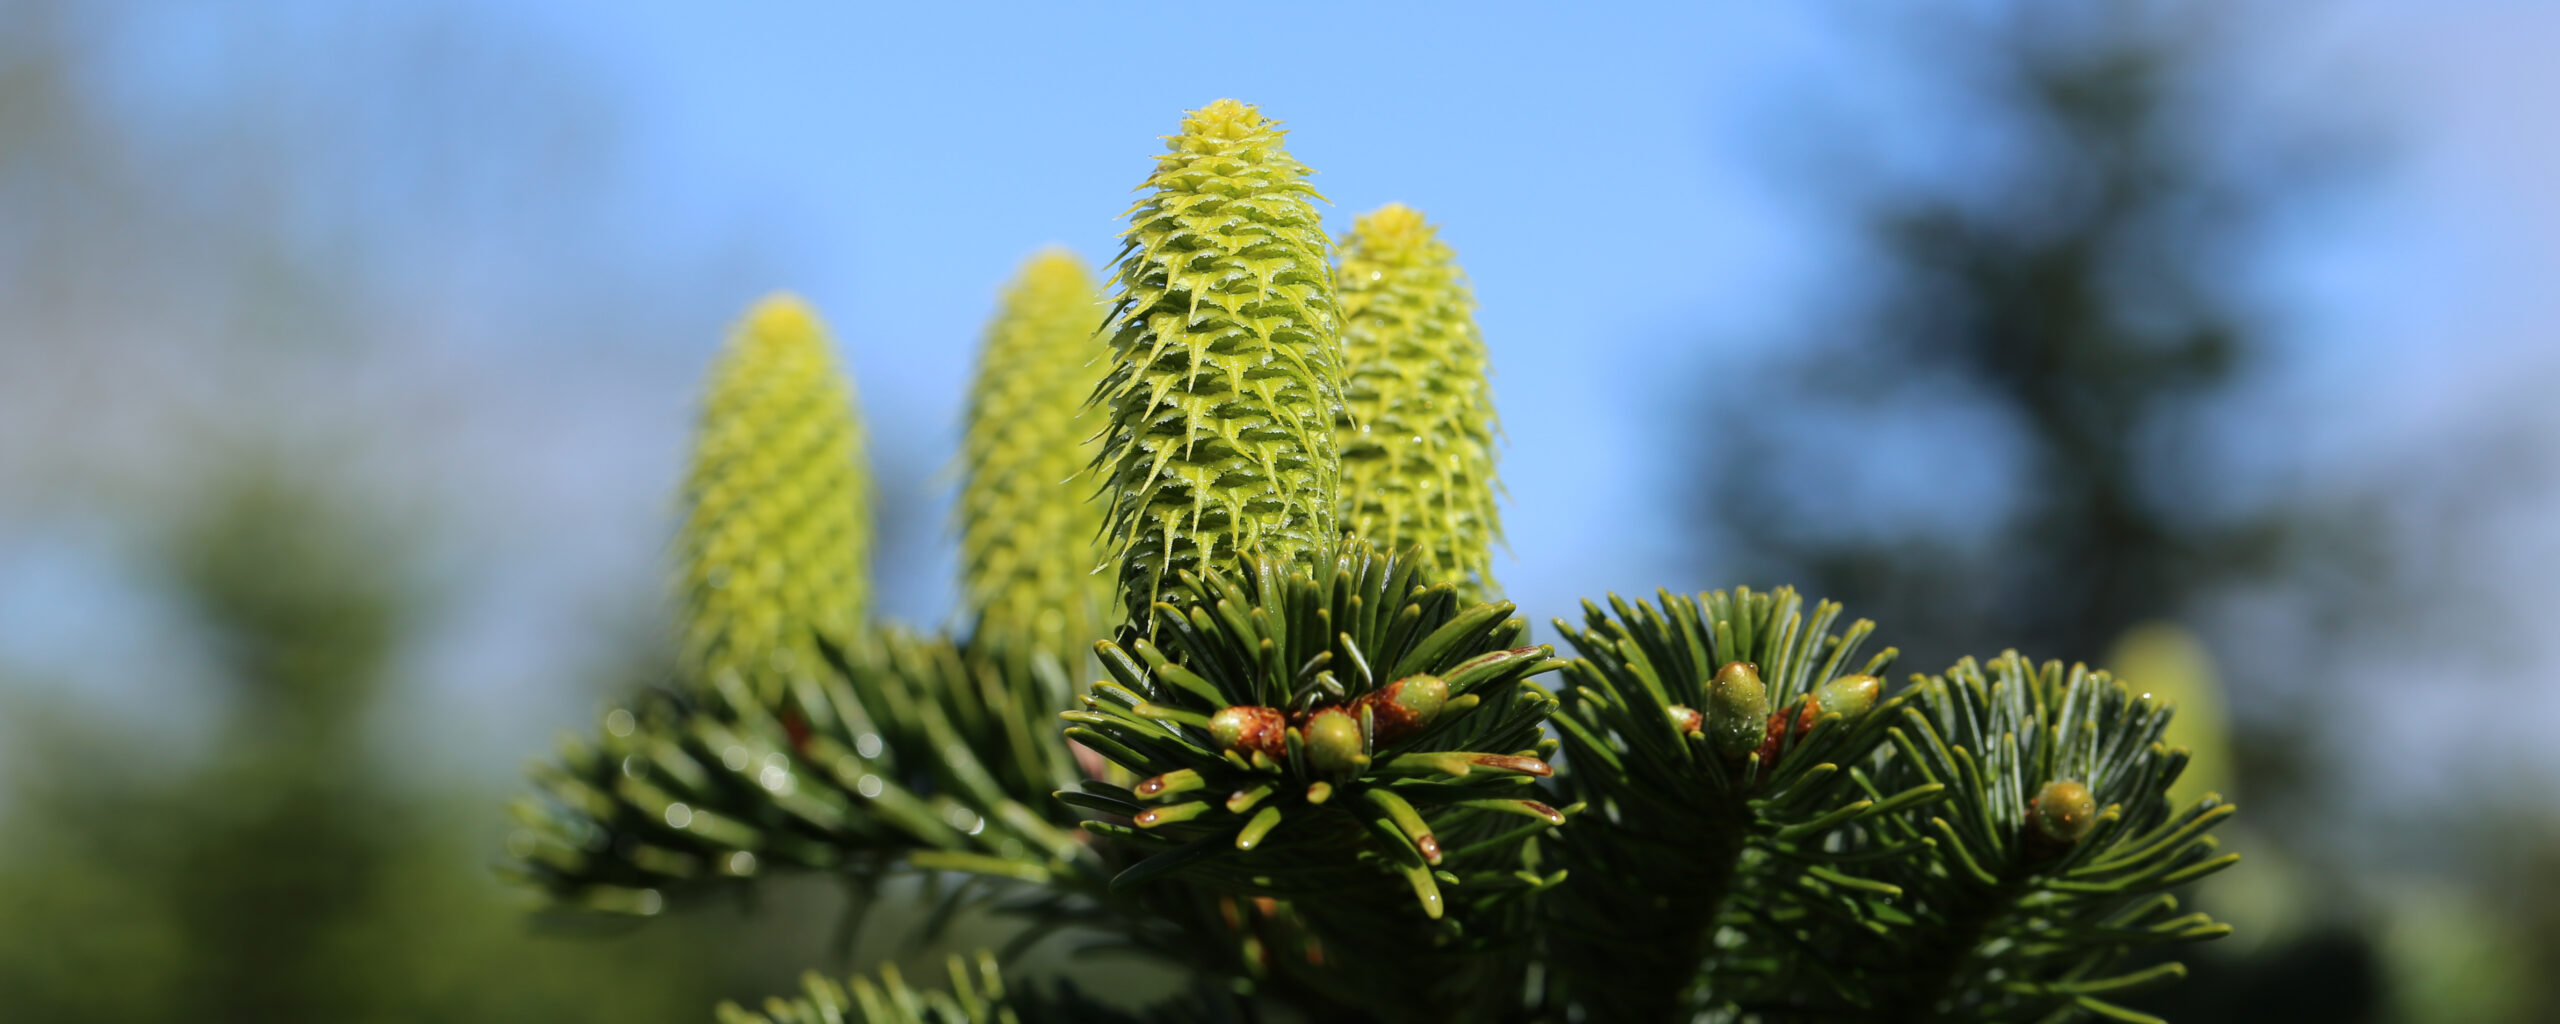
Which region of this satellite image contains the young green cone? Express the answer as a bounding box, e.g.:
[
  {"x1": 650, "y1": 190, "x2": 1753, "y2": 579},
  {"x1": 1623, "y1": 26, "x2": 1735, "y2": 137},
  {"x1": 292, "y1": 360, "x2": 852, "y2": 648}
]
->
[
  {"x1": 1093, "y1": 99, "x2": 1345, "y2": 625},
  {"x1": 958, "y1": 249, "x2": 1111, "y2": 660},
  {"x1": 675, "y1": 295, "x2": 872, "y2": 701},
  {"x1": 1336, "y1": 203, "x2": 1503, "y2": 599}
]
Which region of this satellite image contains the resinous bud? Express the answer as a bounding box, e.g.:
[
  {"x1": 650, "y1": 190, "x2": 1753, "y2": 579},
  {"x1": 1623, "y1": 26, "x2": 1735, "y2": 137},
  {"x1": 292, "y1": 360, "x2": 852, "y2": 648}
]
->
[
  {"x1": 2032, "y1": 779, "x2": 2098, "y2": 843},
  {"x1": 1814, "y1": 674, "x2": 1882, "y2": 719},
  {"x1": 1209, "y1": 705, "x2": 1288, "y2": 756},
  {"x1": 1708, "y1": 661, "x2": 1769, "y2": 760},
  {"x1": 1302, "y1": 707, "x2": 1367, "y2": 773},
  {"x1": 1667, "y1": 704, "x2": 1703, "y2": 734},
  {"x1": 1358, "y1": 674, "x2": 1449, "y2": 746}
]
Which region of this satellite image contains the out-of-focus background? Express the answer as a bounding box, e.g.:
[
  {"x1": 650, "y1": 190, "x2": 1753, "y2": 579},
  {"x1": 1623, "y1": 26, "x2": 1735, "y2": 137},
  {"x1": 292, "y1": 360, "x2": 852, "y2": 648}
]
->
[{"x1": 1, "y1": 1, "x2": 2552, "y2": 1020}]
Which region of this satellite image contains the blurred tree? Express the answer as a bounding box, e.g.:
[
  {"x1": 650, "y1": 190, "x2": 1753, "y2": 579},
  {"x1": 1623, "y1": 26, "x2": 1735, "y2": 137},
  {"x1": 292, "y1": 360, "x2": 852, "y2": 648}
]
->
[
  {"x1": 0, "y1": 1, "x2": 829, "y2": 1014},
  {"x1": 1688, "y1": 5, "x2": 2394, "y2": 1020},
  {"x1": 1698, "y1": 4, "x2": 2281, "y2": 675},
  {"x1": 0, "y1": 469, "x2": 804, "y2": 1022}
]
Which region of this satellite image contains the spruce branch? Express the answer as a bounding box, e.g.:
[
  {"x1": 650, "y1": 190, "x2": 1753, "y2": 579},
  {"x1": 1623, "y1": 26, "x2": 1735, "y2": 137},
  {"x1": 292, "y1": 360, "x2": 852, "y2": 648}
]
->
[
  {"x1": 1336, "y1": 204, "x2": 1503, "y2": 602},
  {"x1": 717, "y1": 952, "x2": 1020, "y2": 1024},
  {"x1": 1820, "y1": 652, "x2": 2237, "y2": 1024},
  {"x1": 678, "y1": 295, "x2": 874, "y2": 705},
  {"x1": 506, "y1": 629, "x2": 1097, "y2": 916},
  {"x1": 1093, "y1": 99, "x2": 1345, "y2": 628},
  {"x1": 1542, "y1": 587, "x2": 1933, "y2": 1022},
  {"x1": 495, "y1": 98, "x2": 2253, "y2": 1024},
  {"x1": 960, "y1": 250, "x2": 1113, "y2": 663},
  {"x1": 717, "y1": 950, "x2": 1238, "y2": 1024},
  {"x1": 1064, "y1": 539, "x2": 1568, "y2": 1022}
]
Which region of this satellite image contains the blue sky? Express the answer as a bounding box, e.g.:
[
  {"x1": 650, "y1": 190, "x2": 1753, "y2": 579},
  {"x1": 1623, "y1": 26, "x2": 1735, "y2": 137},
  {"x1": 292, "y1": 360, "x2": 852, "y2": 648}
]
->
[{"x1": 3, "y1": 1, "x2": 2558, "y2": 797}]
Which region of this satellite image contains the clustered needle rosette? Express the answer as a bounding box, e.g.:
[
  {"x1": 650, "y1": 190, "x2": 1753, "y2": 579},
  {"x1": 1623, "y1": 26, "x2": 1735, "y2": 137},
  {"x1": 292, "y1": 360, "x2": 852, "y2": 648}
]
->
[
  {"x1": 507, "y1": 628, "x2": 1097, "y2": 916},
  {"x1": 1542, "y1": 586, "x2": 1941, "y2": 1021},
  {"x1": 1796, "y1": 652, "x2": 2240, "y2": 1022},
  {"x1": 1061, "y1": 541, "x2": 1567, "y2": 920},
  {"x1": 716, "y1": 949, "x2": 1229, "y2": 1024}
]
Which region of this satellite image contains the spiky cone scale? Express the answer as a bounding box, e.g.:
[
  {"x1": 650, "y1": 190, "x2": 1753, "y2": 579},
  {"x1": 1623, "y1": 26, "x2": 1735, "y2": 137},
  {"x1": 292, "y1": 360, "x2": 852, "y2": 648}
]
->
[
  {"x1": 1335, "y1": 204, "x2": 1503, "y2": 601},
  {"x1": 958, "y1": 249, "x2": 1113, "y2": 663},
  {"x1": 677, "y1": 295, "x2": 872, "y2": 703},
  {"x1": 1845, "y1": 653, "x2": 2239, "y2": 1022},
  {"x1": 1061, "y1": 541, "x2": 1570, "y2": 1022},
  {"x1": 1093, "y1": 99, "x2": 1345, "y2": 628},
  {"x1": 1543, "y1": 587, "x2": 1926, "y2": 1023}
]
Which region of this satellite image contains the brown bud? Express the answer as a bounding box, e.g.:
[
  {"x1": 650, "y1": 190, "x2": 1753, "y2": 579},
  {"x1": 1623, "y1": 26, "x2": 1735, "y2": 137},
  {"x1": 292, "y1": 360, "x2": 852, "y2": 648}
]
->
[
  {"x1": 1355, "y1": 674, "x2": 1450, "y2": 746},
  {"x1": 1209, "y1": 705, "x2": 1288, "y2": 756},
  {"x1": 1754, "y1": 703, "x2": 1806, "y2": 765},
  {"x1": 1667, "y1": 704, "x2": 1704, "y2": 734}
]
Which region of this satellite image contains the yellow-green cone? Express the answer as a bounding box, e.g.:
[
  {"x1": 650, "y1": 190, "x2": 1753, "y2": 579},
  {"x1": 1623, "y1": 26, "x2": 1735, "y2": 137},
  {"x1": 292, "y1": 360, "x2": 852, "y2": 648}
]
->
[
  {"x1": 1337, "y1": 204, "x2": 1502, "y2": 600},
  {"x1": 1094, "y1": 99, "x2": 1345, "y2": 624},
  {"x1": 958, "y1": 249, "x2": 1111, "y2": 660},
  {"x1": 675, "y1": 295, "x2": 871, "y2": 701}
]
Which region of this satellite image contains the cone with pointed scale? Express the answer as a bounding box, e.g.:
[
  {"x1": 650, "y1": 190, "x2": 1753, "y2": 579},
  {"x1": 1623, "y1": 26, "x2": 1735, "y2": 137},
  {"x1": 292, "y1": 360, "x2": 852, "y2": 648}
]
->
[
  {"x1": 1336, "y1": 203, "x2": 1503, "y2": 601},
  {"x1": 1092, "y1": 99, "x2": 1345, "y2": 628},
  {"x1": 676, "y1": 295, "x2": 872, "y2": 703},
  {"x1": 959, "y1": 249, "x2": 1113, "y2": 662}
]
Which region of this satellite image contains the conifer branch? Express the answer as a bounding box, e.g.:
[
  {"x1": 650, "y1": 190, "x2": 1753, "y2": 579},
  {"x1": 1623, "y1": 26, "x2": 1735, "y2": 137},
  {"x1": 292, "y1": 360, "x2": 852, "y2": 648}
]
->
[
  {"x1": 499, "y1": 98, "x2": 2246, "y2": 1024},
  {"x1": 506, "y1": 629, "x2": 1098, "y2": 916},
  {"x1": 1066, "y1": 540, "x2": 1568, "y2": 1022},
  {"x1": 716, "y1": 950, "x2": 1238, "y2": 1024},
  {"x1": 717, "y1": 953, "x2": 1020, "y2": 1024},
  {"x1": 1542, "y1": 587, "x2": 1928, "y2": 1021},
  {"x1": 1811, "y1": 652, "x2": 2237, "y2": 1023}
]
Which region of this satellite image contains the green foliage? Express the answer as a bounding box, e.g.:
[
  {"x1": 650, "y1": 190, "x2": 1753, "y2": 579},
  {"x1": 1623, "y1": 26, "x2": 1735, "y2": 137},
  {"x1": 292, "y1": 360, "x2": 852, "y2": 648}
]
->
[
  {"x1": 1826, "y1": 653, "x2": 2238, "y2": 1023},
  {"x1": 1094, "y1": 99, "x2": 1344, "y2": 626},
  {"x1": 961, "y1": 250, "x2": 1113, "y2": 662},
  {"x1": 1336, "y1": 204, "x2": 1503, "y2": 602},
  {"x1": 508, "y1": 628, "x2": 1094, "y2": 913},
  {"x1": 0, "y1": 471, "x2": 765, "y2": 1024},
  {"x1": 502, "y1": 98, "x2": 2241, "y2": 1024},
  {"x1": 717, "y1": 951, "x2": 1225, "y2": 1024},
  {"x1": 2106, "y1": 622, "x2": 2233, "y2": 809},
  {"x1": 1542, "y1": 591, "x2": 2236, "y2": 1023},
  {"x1": 1064, "y1": 540, "x2": 1566, "y2": 1020},
  {"x1": 679, "y1": 295, "x2": 874, "y2": 703},
  {"x1": 1544, "y1": 588, "x2": 1926, "y2": 1021},
  {"x1": 717, "y1": 953, "x2": 1017, "y2": 1024}
]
